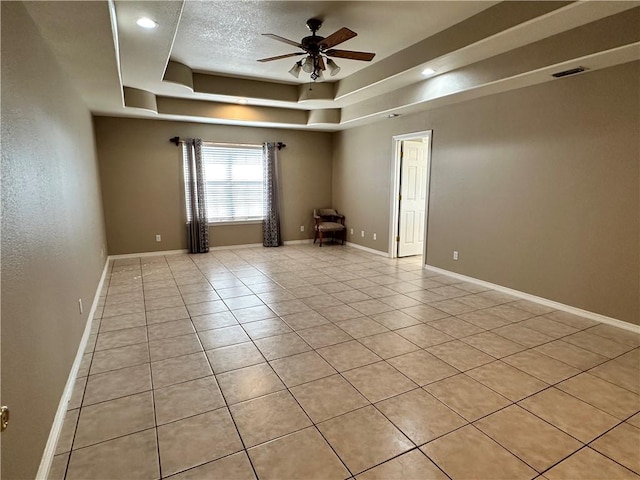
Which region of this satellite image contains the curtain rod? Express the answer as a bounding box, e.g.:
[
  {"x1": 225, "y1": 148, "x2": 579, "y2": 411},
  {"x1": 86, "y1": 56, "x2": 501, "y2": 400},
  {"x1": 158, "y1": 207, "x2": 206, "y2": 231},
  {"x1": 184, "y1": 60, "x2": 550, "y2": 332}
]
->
[{"x1": 170, "y1": 137, "x2": 286, "y2": 150}]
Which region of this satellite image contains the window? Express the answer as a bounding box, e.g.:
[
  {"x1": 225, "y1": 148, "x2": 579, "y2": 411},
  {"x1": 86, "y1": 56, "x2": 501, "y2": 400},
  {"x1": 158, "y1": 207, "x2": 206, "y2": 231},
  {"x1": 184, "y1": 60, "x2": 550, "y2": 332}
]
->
[{"x1": 183, "y1": 142, "x2": 264, "y2": 223}]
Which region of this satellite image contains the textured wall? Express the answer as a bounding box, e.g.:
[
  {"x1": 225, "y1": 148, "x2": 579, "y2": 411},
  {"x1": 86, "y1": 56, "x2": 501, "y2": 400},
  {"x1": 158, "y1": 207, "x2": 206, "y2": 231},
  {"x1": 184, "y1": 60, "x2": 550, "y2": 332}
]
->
[
  {"x1": 0, "y1": 3, "x2": 108, "y2": 477},
  {"x1": 94, "y1": 117, "x2": 333, "y2": 254},
  {"x1": 333, "y1": 62, "x2": 640, "y2": 325}
]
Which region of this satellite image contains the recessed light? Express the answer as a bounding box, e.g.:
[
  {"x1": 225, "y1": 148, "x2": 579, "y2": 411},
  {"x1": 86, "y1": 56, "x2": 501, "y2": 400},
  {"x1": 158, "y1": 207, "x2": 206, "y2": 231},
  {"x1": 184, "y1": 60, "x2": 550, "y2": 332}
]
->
[
  {"x1": 238, "y1": 98, "x2": 249, "y2": 104},
  {"x1": 421, "y1": 68, "x2": 435, "y2": 76},
  {"x1": 136, "y1": 17, "x2": 158, "y2": 29}
]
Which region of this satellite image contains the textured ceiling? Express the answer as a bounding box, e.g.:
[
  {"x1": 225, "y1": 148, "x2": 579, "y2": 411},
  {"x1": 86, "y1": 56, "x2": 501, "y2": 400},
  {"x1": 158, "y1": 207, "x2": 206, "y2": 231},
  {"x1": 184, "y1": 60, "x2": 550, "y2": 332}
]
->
[{"x1": 21, "y1": 1, "x2": 640, "y2": 131}]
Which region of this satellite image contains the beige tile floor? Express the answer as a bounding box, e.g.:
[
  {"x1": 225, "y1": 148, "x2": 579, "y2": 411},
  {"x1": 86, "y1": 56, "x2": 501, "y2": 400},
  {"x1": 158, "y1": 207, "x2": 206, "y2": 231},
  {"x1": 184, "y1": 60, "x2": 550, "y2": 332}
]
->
[{"x1": 49, "y1": 245, "x2": 640, "y2": 479}]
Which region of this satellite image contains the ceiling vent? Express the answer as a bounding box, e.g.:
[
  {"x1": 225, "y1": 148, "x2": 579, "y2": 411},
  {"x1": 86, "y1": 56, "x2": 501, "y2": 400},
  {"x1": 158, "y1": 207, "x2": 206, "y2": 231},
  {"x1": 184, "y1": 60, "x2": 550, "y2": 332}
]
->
[{"x1": 552, "y1": 67, "x2": 586, "y2": 78}]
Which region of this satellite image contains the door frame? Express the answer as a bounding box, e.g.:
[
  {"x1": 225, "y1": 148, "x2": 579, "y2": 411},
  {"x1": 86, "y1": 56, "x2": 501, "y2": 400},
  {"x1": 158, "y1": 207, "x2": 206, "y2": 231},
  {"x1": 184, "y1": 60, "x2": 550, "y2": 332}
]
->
[{"x1": 388, "y1": 130, "x2": 433, "y2": 261}]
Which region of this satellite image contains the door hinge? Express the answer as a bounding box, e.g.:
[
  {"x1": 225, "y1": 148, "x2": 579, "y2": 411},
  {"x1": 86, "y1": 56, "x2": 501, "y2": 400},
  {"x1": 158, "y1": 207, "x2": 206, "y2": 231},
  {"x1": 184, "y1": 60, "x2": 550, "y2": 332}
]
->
[
  {"x1": 396, "y1": 236, "x2": 400, "y2": 242},
  {"x1": 398, "y1": 194, "x2": 402, "y2": 200},
  {"x1": 1, "y1": 406, "x2": 9, "y2": 432}
]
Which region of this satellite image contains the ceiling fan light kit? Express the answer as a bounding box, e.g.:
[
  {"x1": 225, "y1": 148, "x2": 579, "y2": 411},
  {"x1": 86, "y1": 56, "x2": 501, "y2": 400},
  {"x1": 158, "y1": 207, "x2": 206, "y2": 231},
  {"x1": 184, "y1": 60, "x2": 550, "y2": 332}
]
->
[{"x1": 259, "y1": 18, "x2": 376, "y2": 82}]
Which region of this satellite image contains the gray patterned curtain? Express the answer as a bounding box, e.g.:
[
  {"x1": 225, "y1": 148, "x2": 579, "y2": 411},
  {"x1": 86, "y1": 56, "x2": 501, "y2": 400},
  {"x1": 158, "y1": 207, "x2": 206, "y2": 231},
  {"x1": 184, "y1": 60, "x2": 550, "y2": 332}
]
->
[
  {"x1": 262, "y1": 142, "x2": 282, "y2": 247},
  {"x1": 185, "y1": 138, "x2": 209, "y2": 253}
]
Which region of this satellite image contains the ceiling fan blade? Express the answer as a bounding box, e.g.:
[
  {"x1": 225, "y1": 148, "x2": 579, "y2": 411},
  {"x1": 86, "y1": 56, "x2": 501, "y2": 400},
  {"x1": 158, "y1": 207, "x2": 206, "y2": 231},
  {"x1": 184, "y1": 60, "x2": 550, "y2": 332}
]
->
[
  {"x1": 325, "y1": 49, "x2": 376, "y2": 61},
  {"x1": 317, "y1": 56, "x2": 326, "y2": 71},
  {"x1": 262, "y1": 33, "x2": 302, "y2": 48},
  {"x1": 319, "y1": 27, "x2": 357, "y2": 49},
  {"x1": 257, "y1": 52, "x2": 305, "y2": 63}
]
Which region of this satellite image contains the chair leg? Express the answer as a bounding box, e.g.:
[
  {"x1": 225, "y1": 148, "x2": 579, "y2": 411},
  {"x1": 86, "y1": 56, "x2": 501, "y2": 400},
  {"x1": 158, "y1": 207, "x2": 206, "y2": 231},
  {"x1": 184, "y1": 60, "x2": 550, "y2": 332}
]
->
[
  {"x1": 319, "y1": 231, "x2": 323, "y2": 247},
  {"x1": 342, "y1": 229, "x2": 345, "y2": 245},
  {"x1": 313, "y1": 229, "x2": 317, "y2": 244}
]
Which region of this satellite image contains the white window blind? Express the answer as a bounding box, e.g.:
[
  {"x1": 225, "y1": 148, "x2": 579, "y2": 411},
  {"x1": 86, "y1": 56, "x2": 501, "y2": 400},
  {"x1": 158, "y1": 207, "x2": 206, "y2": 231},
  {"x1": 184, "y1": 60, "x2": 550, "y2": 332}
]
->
[{"x1": 183, "y1": 142, "x2": 264, "y2": 223}]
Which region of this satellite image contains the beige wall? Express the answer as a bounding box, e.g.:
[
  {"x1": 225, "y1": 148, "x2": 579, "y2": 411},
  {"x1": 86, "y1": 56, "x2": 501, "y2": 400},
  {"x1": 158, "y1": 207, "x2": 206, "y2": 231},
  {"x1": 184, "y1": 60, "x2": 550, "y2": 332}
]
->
[
  {"x1": 0, "y1": 3, "x2": 108, "y2": 478},
  {"x1": 333, "y1": 62, "x2": 640, "y2": 325},
  {"x1": 94, "y1": 117, "x2": 333, "y2": 254}
]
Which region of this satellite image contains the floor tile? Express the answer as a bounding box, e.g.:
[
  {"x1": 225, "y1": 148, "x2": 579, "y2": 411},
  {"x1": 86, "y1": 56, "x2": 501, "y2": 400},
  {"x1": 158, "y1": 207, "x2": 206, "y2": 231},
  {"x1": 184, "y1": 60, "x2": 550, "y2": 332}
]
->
[
  {"x1": 268, "y1": 299, "x2": 311, "y2": 316},
  {"x1": 519, "y1": 317, "x2": 579, "y2": 338},
  {"x1": 395, "y1": 324, "x2": 455, "y2": 348},
  {"x1": 181, "y1": 290, "x2": 221, "y2": 305},
  {"x1": 318, "y1": 406, "x2": 413, "y2": 475},
  {"x1": 376, "y1": 388, "x2": 467, "y2": 445},
  {"x1": 466, "y1": 361, "x2": 548, "y2": 401},
  {"x1": 483, "y1": 304, "x2": 534, "y2": 322},
  {"x1": 281, "y1": 311, "x2": 330, "y2": 330},
  {"x1": 457, "y1": 310, "x2": 511, "y2": 329},
  {"x1": 206, "y1": 341, "x2": 265, "y2": 373},
  {"x1": 68, "y1": 376, "x2": 87, "y2": 410},
  {"x1": 297, "y1": 324, "x2": 353, "y2": 348},
  {"x1": 83, "y1": 364, "x2": 152, "y2": 405},
  {"x1": 147, "y1": 319, "x2": 195, "y2": 341},
  {"x1": 474, "y1": 405, "x2": 582, "y2": 472},
  {"x1": 562, "y1": 330, "x2": 633, "y2": 358},
  {"x1": 369, "y1": 310, "x2": 422, "y2": 330},
  {"x1": 89, "y1": 343, "x2": 150, "y2": 375},
  {"x1": 151, "y1": 352, "x2": 212, "y2": 389},
  {"x1": 55, "y1": 409, "x2": 79, "y2": 455},
  {"x1": 187, "y1": 300, "x2": 230, "y2": 317},
  {"x1": 269, "y1": 351, "x2": 336, "y2": 387},
  {"x1": 198, "y1": 325, "x2": 251, "y2": 350},
  {"x1": 154, "y1": 376, "x2": 225, "y2": 425},
  {"x1": 342, "y1": 361, "x2": 417, "y2": 403},
  {"x1": 358, "y1": 331, "x2": 421, "y2": 359},
  {"x1": 95, "y1": 326, "x2": 147, "y2": 352},
  {"x1": 290, "y1": 374, "x2": 369, "y2": 423},
  {"x1": 231, "y1": 305, "x2": 277, "y2": 324},
  {"x1": 590, "y1": 423, "x2": 640, "y2": 474},
  {"x1": 400, "y1": 304, "x2": 450, "y2": 322},
  {"x1": 588, "y1": 358, "x2": 640, "y2": 394},
  {"x1": 462, "y1": 331, "x2": 527, "y2": 358},
  {"x1": 335, "y1": 317, "x2": 389, "y2": 339},
  {"x1": 535, "y1": 340, "x2": 609, "y2": 370},
  {"x1": 216, "y1": 363, "x2": 285, "y2": 404},
  {"x1": 225, "y1": 295, "x2": 265, "y2": 311},
  {"x1": 158, "y1": 409, "x2": 243, "y2": 476},
  {"x1": 544, "y1": 447, "x2": 638, "y2": 480},
  {"x1": 421, "y1": 425, "x2": 537, "y2": 480},
  {"x1": 66, "y1": 429, "x2": 159, "y2": 480},
  {"x1": 317, "y1": 340, "x2": 381, "y2": 372},
  {"x1": 149, "y1": 333, "x2": 203, "y2": 361},
  {"x1": 242, "y1": 318, "x2": 292, "y2": 340},
  {"x1": 426, "y1": 340, "x2": 495, "y2": 371},
  {"x1": 502, "y1": 349, "x2": 581, "y2": 384},
  {"x1": 556, "y1": 372, "x2": 640, "y2": 420},
  {"x1": 146, "y1": 305, "x2": 190, "y2": 324},
  {"x1": 387, "y1": 349, "x2": 460, "y2": 386},
  {"x1": 49, "y1": 453, "x2": 69, "y2": 480},
  {"x1": 168, "y1": 451, "x2": 256, "y2": 480},
  {"x1": 493, "y1": 324, "x2": 555, "y2": 347},
  {"x1": 586, "y1": 324, "x2": 640, "y2": 347},
  {"x1": 518, "y1": 387, "x2": 619, "y2": 442},
  {"x1": 74, "y1": 391, "x2": 155, "y2": 449},
  {"x1": 99, "y1": 312, "x2": 146, "y2": 333},
  {"x1": 253, "y1": 332, "x2": 312, "y2": 360},
  {"x1": 145, "y1": 295, "x2": 185, "y2": 312},
  {"x1": 543, "y1": 310, "x2": 600, "y2": 330},
  {"x1": 377, "y1": 294, "x2": 422, "y2": 310},
  {"x1": 348, "y1": 299, "x2": 395, "y2": 316},
  {"x1": 425, "y1": 374, "x2": 511, "y2": 421},
  {"x1": 356, "y1": 449, "x2": 447, "y2": 480},
  {"x1": 248, "y1": 427, "x2": 350, "y2": 480},
  {"x1": 230, "y1": 390, "x2": 312, "y2": 447}
]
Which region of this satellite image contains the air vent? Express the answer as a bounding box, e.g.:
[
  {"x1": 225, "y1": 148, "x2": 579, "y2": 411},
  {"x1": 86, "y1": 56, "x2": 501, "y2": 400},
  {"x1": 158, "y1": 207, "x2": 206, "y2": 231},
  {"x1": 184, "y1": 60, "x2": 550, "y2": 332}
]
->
[{"x1": 552, "y1": 67, "x2": 586, "y2": 78}]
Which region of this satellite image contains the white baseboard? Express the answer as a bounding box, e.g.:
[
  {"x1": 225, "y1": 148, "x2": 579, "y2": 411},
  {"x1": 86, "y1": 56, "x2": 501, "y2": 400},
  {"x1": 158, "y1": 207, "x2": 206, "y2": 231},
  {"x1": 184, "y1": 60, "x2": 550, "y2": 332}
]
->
[
  {"x1": 109, "y1": 249, "x2": 189, "y2": 259},
  {"x1": 425, "y1": 265, "x2": 640, "y2": 334},
  {"x1": 36, "y1": 257, "x2": 111, "y2": 479},
  {"x1": 345, "y1": 241, "x2": 389, "y2": 257},
  {"x1": 283, "y1": 239, "x2": 314, "y2": 245}
]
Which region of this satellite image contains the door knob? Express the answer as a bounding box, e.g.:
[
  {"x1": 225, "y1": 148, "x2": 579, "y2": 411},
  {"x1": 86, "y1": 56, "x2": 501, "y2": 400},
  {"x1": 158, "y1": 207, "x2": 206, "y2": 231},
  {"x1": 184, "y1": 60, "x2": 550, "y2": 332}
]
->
[{"x1": 1, "y1": 406, "x2": 9, "y2": 432}]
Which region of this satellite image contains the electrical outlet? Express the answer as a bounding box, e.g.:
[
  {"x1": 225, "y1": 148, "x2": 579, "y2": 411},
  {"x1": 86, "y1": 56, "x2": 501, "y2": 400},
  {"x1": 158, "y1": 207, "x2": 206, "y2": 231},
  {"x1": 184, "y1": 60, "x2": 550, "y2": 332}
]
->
[
  {"x1": 300, "y1": 225, "x2": 304, "y2": 232},
  {"x1": 361, "y1": 230, "x2": 365, "y2": 238},
  {"x1": 78, "y1": 299, "x2": 83, "y2": 315},
  {"x1": 373, "y1": 233, "x2": 377, "y2": 240},
  {"x1": 155, "y1": 234, "x2": 162, "y2": 242},
  {"x1": 453, "y1": 250, "x2": 459, "y2": 260},
  {"x1": 350, "y1": 228, "x2": 354, "y2": 235}
]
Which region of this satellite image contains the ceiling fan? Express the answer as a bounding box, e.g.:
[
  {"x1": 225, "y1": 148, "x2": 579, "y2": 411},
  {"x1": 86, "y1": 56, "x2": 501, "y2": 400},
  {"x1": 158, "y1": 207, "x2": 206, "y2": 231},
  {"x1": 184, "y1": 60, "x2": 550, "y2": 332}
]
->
[{"x1": 257, "y1": 18, "x2": 376, "y2": 81}]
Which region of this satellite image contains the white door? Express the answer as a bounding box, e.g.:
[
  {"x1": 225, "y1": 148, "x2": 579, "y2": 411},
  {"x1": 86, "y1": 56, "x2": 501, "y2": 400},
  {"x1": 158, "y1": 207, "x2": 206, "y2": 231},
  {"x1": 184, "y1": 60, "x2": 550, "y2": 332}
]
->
[{"x1": 398, "y1": 140, "x2": 428, "y2": 257}]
